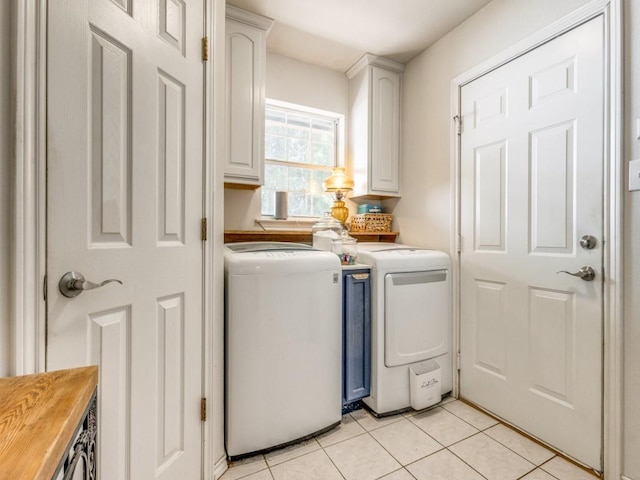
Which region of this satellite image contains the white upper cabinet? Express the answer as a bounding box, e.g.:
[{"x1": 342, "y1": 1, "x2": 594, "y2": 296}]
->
[
  {"x1": 224, "y1": 6, "x2": 273, "y2": 187},
  {"x1": 347, "y1": 54, "x2": 404, "y2": 198}
]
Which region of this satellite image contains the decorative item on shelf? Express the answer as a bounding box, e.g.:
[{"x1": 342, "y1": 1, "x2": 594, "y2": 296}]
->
[
  {"x1": 312, "y1": 212, "x2": 344, "y2": 251},
  {"x1": 274, "y1": 191, "x2": 288, "y2": 220},
  {"x1": 332, "y1": 231, "x2": 358, "y2": 265},
  {"x1": 323, "y1": 167, "x2": 354, "y2": 224},
  {"x1": 356, "y1": 204, "x2": 382, "y2": 214},
  {"x1": 350, "y1": 213, "x2": 393, "y2": 232}
]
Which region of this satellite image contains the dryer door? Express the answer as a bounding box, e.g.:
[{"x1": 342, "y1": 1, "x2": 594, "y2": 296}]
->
[{"x1": 384, "y1": 270, "x2": 450, "y2": 367}]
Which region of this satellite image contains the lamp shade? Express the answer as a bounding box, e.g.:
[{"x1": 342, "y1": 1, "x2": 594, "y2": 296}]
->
[{"x1": 323, "y1": 167, "x2": 354, "y2": 192}]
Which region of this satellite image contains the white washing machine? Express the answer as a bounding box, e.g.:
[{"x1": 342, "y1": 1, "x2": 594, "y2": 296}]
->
[
  {"x1": 224, "y1": 242, "x2": 342, "y2": 459},
  {"x1": 356, "y1": 243, "x2": 452, "y2": 415}
]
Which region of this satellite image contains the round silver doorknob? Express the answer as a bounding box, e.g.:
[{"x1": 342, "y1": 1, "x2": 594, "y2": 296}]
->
[
  {"x1": 579, "y1": 235, "x2": 597, "y2": 250},
  {"x1": 556, "y1": 266, "x2": 596, "y2": 282},
  {"x1": 59, "y1": 271, "x2": 123, "y2": 298}
]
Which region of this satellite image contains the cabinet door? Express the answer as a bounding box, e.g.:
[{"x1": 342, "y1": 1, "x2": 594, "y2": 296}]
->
[
  {"x1": 343, "y1": 271, "x2": 371, "y2": 404},
  {"x1": 370, "y1": 66, "x2": 400, "y2": 194},
  {"x1": 225, "y1": 19, "x2": 265, "y2": 185}
]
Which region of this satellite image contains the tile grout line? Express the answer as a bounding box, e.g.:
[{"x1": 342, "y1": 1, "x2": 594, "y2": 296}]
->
[
  {"x1": 535, "y1": 457, "x2": 578, "y2": 480},
  {"x1": 258, "y1": 430, "x2": 566, "y2": 480},
  {"x1": 434, "y1": 420, "x2": 545, "y2": 480},
  {"x1": 316, "y1": 429, "x2": 369, "y2": 449},
  {"x1": 265, "y1": 464, "x2": 275, "y2": 480},
  {"x1": 449, "y1": 430, "x2": 551, "y2": 480},
  {"x1": 365, "y1": 426, "x2": 422, "y2": 477},
  {"x1": 363, "y1": 402, "x2": 486, "y2": 480},
  {"x1": 359, "y1": 410, "x2": 437, "y2": 480},
  {"x1": 360, "y1": 408, "x2": 490, "y2": 480},
  {"x1": 373, "y1": 466, "x2": 418, "y2": 480},
  {"x1": 452, "y1": 429, "x2": 543, "y2": 473},
  {"x1": 364, "y1": 415, "x2": 448, "y2": 474},
  {"x1": 440, "y1": 438, "x2": 492, "y2": 480},
  {"x1": 440, "y1": 402, "x2": 499, "y2": 432},
  {"x1": 440, "y1": 402, "x2": 567, "y2": 474},
  {"x1": 322, "y1": 411, "x2": 431, "y2": 480},
  {"x1": 317, "y1": 432, "x2": 351, "y2": 480},
  {"x1": 318, "y1": 414, "x2": 363, "y2": 480},
  {"x1": 456, "y1": 398, "x2": 602, "y2": 478},
  {"x1": 226, "y1": 398, "x2": 590, "y2": 480},
  {"x1": 513, "y1": 464, "x2": 555, "y2": 480},
  {"x1": 357, "y1": 407, "x2": 461, "y2": 476},
  {"x1": 406, "y1": 406, "x2": 480, "y2": 449}
]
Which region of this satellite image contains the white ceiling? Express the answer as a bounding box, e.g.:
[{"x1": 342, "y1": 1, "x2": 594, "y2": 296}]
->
[{"x1": 225, "y1": 0, "x2": 492, "y2": 72}]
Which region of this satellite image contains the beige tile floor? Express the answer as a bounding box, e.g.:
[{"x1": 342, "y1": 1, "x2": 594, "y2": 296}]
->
[{"x1": 220, "y1": 399, "x2": 598, "y2": 480}]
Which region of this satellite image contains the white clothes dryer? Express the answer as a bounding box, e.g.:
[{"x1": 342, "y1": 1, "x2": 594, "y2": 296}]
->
[{"x1": 356, "y1": 243, "x2": 452, "y2": 415}]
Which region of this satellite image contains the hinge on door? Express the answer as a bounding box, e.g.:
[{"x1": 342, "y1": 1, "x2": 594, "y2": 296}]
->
[
  {"x1": 454, "y1": 115, "x2": 462, "y2": 136},
  {"x1": 43, "y1": 275, "x2": 47, "y2": 301},
  {"x1": 201, "y1": 397, "x2": 207, "y2": 421},
  {"x1": 201, "y1": 36, "x2": 209, "y2": 62},
  {"x1": 201, "y1": 218, "x2": 208, "y2": 241},
  {"x1": 456, "y1": 234, "x2": 462, "y2": 254},
  {"x1": 457, "y1": 352, "x2": 461, "y2": 370}
]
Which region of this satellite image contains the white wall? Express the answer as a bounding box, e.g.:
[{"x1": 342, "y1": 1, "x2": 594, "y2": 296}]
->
[
  {"x1": 224, "y1": 52, "x2": 350, "y2": 229},
  {"x1": 397, "y1": 0, "x2": 639, "y2": 477},
  {"x1": 0, "y1": 0, "x2": 12, "y2": 378},
  {"x1": 623, "y1": 1, "x2": 640, "y2": 477}
]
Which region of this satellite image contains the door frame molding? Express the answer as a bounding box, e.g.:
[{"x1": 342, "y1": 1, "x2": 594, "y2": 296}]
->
[
  {"x1": 204, "y1": 0, "x2": 228, "y2": 477},
  {"x1": 450, "y1": 0, "x2": 623, "y2": 478},
  {"x1": 11, "y1": 0, "x2": 48, "y2": 376}
]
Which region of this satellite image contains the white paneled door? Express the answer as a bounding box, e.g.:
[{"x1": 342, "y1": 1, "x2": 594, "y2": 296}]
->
[
  {"x1": 459, "y1": 17, "x2": 604, "y2": 470},
  {"x1": 47, "y1": 1, "x2": 204, "y2": 479}
]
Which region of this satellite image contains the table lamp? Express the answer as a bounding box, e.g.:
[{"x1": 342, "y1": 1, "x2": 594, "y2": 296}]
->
[{"x1": 323, "y1": 167, "x2": 354, "y2": 224}]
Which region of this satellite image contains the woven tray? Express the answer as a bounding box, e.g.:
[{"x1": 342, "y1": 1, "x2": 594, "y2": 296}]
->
[{"x1": 350, "y1": 213, "x2": 392, "y2": 232}]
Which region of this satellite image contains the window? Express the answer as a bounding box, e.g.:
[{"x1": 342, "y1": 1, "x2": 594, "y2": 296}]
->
[{"x1": 261, "y1": 102, "x2": 340, "y2": 217}]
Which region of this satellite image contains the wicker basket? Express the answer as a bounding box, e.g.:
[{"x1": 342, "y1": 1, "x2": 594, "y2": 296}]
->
[{"x1": 350, "y1": 213, "x2": 392, "y2": 232}]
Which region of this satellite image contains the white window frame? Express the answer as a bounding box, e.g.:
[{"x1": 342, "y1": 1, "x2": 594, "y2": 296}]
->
[{"x1": 261, "y1": 99, "x2": 345, "y2": 220}]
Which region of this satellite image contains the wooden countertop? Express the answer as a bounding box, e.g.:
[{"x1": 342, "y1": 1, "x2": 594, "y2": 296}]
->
[
  {"x1": 224, "y1": 230, "x2": 398, "y2": 244},
  {"x1": 0, "y1": 366, "x2": 98, "y2": 480}
]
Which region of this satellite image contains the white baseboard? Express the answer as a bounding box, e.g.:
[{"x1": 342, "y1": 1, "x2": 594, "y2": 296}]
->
[
  {"x1": 621, "y1": 476, "x2": 634, "y2": 480},
  {"x1": 213, "y1": 455, "x2": 228, "y2": 479}
]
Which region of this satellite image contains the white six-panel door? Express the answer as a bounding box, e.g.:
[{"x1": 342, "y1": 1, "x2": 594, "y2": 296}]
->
[
  {"x1": 459, "y1": 16, "x2": 604, "y2": 470},
  {"x1": 47, "y1": 1, "x2": 204, "y2": 478}
]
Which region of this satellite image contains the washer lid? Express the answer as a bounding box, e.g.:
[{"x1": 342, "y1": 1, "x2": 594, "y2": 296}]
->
[
  {"x1": 225, "y1": 242, "x2": 313, "y2": 253},
  {"x1": 224, "y1": 247, "x2": 341, "y2": 275}
]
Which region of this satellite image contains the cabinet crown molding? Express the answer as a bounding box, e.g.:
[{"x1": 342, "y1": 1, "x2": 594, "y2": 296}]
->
[
  {"x1": 346, "y1": 53, "x2": 405, "y2": 79},
  {"x1": 226, "y1": 5, "x2": 274, "y2": 32}
]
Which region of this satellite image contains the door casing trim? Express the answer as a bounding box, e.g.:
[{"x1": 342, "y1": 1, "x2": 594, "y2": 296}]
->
[
  {"x1": 204, "y1": 0, "x2": 228, "y2": 477},
  {"x1": 11, "y1": 0, "x2": 47, "y2": 375},
  {"x1": 450, "y1": 1, "x2": 623, "y2": 478}
]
